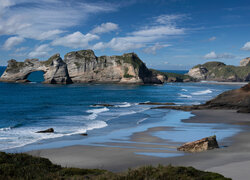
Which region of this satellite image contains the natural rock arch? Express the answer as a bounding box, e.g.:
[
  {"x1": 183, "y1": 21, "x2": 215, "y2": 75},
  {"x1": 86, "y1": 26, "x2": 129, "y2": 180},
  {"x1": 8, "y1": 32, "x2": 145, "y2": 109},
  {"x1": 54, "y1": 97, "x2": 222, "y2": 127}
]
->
[{"x1": 0, "y1": 54, "x2": 72, "y2": 84}]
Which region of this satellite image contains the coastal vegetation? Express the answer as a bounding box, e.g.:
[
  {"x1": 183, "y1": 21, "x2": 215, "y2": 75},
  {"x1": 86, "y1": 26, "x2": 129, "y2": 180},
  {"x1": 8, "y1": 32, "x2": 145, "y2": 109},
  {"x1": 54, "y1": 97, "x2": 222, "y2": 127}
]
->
[{"x1": 0, "y1": 151, "x2": 230, "y2": 180}]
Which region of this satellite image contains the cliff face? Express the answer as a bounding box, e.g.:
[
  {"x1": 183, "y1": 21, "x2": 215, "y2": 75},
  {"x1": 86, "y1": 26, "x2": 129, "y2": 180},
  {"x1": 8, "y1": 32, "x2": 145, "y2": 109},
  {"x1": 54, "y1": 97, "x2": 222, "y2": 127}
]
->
[
  {"x1": 0, "y1": 50, "x2": 163, "y2": 84},
  {"x1": 188, "y1": 61, "x2": 250, "y2": 82},
  {"x1": 64, "y1": 50, "x2": 162, "y2": 84},
  {"x1": 0, "y1": 54, "x2": 72, "y2": 84}
]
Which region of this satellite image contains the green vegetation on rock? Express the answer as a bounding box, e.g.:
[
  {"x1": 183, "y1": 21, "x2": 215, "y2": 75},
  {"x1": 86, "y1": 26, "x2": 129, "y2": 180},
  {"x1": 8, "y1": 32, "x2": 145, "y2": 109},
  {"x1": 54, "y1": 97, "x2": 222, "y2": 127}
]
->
[
  {"x1": 0, "y1": 152, "x2": 230, "y2": 180},
  {"x1": 6, "y1": 60, "x2": 25, "y2": 73},
  {"x1": 150, "y1": 69, "x2": 193, "y2": 82},
  {"x1": 192, "y1": 61, "x2": 250, "y2": 81}
]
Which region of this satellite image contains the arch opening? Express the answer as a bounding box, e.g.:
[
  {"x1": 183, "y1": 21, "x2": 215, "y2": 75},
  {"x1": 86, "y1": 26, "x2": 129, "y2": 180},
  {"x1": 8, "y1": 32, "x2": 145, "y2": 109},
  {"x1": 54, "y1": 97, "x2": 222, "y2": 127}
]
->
[{"x1": 27, "y1": 71, "x2": 45, "y2": 83}]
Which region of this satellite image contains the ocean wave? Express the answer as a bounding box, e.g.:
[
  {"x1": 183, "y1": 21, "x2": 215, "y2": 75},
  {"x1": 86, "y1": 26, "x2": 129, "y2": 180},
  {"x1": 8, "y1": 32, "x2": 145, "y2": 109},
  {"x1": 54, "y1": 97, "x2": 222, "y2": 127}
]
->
[
  {"x1": 178, "y1": 93, "x2": 192, "y2": 98},
  {"x1": 137, "y1": 118, "x2": 148, "y2": 124},
  {"x1": 115, "y1": 102, "x2": 131, "y2": 108},
  {"x1": 0, "y1": 127, "x2": 12, "y2": 131},
  {"x1": 191, "y1": 89, "x2": 212, "y2": 95},
  {"x1": 181, "y1": 89, "x2": 188, "y2": 92},
  {"x1": 86, "y1": 107, "x2": 109, "y2": 120}
]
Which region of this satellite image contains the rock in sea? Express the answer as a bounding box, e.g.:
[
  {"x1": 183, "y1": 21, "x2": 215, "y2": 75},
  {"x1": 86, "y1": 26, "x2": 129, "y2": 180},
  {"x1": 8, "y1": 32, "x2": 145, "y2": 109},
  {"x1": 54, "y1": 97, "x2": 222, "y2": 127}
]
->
[
  {"x1": 177, "y1": 135, "x2": 219, "y2": 152},
  {"x1": 36, "y1": 128, "x2": 54, "y2": 133}
]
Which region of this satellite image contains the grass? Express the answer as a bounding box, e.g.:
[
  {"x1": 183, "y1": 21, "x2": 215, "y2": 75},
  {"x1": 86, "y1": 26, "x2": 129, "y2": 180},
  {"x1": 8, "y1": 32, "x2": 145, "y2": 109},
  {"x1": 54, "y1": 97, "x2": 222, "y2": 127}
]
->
[{"x1": 0, "y1": 152, "x2": 231, "y2": 180}]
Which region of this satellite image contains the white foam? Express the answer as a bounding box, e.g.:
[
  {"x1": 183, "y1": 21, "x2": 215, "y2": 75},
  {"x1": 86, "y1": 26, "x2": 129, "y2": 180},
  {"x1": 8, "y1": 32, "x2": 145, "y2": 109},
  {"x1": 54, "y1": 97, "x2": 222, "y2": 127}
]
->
[
  {"x1": 178, "y1": 93, "x2": 192, "y2": 98},
  {"x1": 191, "y1": 89, "x2": 212, "y2": 95},
  {"x1": 86, "y1": 107, "x2": 109, "y2": 120},
  {"x1": 0, "y1": 127, "x2": 11, "y2": 131},
  {"x1": 181, "y1": 89, "x2": 188, "y2": 92},
  {"x1": 137, "y1": 118, "x2": 148, "y2": 124},
  {"x1": 115, "y1": 102, "x2": 131, "y2": 108},
  {"x1": 0, "y1": 120, "x2": 108, "y2": 151}
]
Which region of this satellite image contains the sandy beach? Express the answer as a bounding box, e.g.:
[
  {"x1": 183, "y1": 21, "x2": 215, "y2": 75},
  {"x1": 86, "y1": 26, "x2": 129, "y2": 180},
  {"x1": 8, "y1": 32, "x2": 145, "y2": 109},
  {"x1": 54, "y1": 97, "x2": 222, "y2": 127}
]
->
[{"x1": 28, "y1": 109, "x2": 250, "y2": 179}]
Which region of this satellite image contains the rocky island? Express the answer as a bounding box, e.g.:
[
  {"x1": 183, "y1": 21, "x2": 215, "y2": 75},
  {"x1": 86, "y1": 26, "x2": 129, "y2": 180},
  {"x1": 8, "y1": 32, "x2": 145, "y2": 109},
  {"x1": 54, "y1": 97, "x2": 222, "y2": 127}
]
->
[
  {"x1": 0, "y1": 50, "x2": 164, "y2": 84},
  {"x1": 188, "y1": 58, "x2": 250, "y2": 82}
]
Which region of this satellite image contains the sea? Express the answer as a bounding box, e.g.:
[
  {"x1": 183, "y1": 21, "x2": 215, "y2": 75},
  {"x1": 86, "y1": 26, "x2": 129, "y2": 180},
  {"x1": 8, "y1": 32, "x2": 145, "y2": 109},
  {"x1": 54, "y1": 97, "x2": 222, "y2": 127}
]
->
[{"x1": 0, "y1": 67, "x2": 243, "y2": 155}]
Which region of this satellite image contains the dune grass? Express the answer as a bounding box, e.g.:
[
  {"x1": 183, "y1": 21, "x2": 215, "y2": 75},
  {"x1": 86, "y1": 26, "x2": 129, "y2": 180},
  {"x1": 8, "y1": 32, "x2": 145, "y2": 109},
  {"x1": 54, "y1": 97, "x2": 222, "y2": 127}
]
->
[{"x1": 0, "y1": 152, "x2": 230, "y2": 180}]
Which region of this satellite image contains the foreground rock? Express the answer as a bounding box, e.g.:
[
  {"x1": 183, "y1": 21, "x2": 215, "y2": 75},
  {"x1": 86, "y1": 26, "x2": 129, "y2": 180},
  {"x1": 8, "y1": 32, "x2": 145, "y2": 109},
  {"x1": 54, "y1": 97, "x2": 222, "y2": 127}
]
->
[
  {"x1": 153, "y1": 83, "x2": 250, "y2": 113},
  {"x1": 0, "y1": 54, "x2": 72, "y2": 84},
  {"x1": 177, "y1": 136, "x2": 219, "y2": 152},
  {"x1": 36, "y1": 128, "x2": 54, "y2": 133},
  {"x1": 188, "y1": 61, "x2": 250, "y2": 82}
]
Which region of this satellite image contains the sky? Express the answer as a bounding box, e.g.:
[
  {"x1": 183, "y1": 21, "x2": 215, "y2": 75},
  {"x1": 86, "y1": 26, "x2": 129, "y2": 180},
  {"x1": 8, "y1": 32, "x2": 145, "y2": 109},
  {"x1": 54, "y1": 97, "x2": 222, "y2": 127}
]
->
[{"x1": 0, "y1": 0, "x2": 250, "y2": 70}]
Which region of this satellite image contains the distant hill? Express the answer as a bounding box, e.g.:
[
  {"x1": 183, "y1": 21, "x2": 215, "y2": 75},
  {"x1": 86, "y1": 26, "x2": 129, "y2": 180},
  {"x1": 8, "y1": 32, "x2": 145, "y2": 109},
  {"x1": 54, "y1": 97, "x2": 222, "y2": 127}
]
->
[{"x1": 188, "y1": 59, "x2": 250, "y2": 82}]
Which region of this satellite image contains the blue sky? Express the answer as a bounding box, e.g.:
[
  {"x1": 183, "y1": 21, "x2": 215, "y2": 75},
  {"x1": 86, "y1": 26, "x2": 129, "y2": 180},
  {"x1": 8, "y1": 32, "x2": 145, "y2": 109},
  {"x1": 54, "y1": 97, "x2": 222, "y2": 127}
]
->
[{"x1": 0, "y1": 0, "x2": 250, "y2": 69}]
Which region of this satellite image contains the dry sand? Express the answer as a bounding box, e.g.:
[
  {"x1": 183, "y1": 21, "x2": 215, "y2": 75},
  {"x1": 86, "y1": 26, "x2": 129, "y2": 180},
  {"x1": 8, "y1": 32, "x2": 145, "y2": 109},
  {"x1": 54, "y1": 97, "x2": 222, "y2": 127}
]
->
[{"x1": 28, "y1": 110, "x2": 250, "y2": 180}]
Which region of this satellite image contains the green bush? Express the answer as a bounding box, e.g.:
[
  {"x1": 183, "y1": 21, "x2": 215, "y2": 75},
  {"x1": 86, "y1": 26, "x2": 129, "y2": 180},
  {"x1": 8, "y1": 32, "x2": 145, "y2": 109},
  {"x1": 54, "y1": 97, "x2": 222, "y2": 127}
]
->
[{"x1": 0, "y1": 152, "x2": 231, "y2": 180}]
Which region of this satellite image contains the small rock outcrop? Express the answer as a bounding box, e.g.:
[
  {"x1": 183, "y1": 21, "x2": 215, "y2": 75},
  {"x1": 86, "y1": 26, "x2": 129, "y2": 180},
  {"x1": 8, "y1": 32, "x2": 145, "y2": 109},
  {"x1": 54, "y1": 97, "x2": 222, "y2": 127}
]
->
[
  {"x1": 188, "y1": 61, "x2": 250, "y2": 82},
  {"x1": 240, "y1": 57, "x2": 250, "y2": 67},
  {"x1": 152, "y1": 83, "x2": 250, "y2": 112},
  {"x1": 177, "y1": 136, "x2": 219, "y2": 152},
  {"x1": 36, "y1": 128, "x2": 54, "y2": 133},
  {"x1": 0, "y1": 54, "x2": 72, "y2": 84}
]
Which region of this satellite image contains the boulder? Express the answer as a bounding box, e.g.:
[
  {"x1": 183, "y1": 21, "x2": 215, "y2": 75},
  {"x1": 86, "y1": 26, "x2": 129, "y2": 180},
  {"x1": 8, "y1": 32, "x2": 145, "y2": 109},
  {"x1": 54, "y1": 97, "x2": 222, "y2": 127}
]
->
[
  {"x1": 36, "y1": 128, "x2": 54, "y2": 133},
  {"x1": 177, "y1": 136, "x2": 219, "y2": 152}
]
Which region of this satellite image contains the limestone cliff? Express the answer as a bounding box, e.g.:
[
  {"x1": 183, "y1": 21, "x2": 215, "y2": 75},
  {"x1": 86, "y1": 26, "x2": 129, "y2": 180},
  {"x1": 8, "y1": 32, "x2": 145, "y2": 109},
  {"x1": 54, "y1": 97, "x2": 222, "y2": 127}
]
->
[
  {"x1": 0, "y1": 50, "x2": 163, "y2": 84},
  {"x1": 64, "y1": 50, "x2": 162, "y2": 84},
  {"x1": 240, "y1": 57, "x2": 250, "y2": 67},
  {"x1": 188, "y1": 61, "x2": 250, "y2": 82},
  {"x1": 0, "y1": 54, "x2": 72, "y2": 84}
]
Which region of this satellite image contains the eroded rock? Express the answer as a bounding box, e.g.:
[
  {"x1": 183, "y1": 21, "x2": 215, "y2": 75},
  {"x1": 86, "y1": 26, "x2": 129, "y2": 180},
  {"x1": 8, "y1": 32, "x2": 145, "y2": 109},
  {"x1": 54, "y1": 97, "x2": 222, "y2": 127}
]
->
[
  {"x1": 36, "y1": 128, "x2": 54, "y2": 133},
  {"x1": 177, "y1": 136, "x2": 219, "y2": 152},
  {"x1": 0, "y1": 54, "x2": 72, "y2": 84}
]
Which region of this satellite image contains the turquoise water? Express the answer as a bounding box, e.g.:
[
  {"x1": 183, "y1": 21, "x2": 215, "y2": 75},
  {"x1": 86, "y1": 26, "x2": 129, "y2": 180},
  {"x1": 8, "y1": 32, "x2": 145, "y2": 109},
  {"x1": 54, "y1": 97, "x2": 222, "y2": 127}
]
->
[{"x1": 0, "y1": 67, "x2": 243, "y2": 152}]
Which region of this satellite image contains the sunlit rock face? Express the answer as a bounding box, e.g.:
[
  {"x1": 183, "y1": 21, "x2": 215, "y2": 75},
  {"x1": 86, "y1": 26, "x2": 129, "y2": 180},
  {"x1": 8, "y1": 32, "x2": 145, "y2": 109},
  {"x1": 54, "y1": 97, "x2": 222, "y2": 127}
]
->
[
  {"x1": 0, "y1": 54, "x2": 72, "y2": 84},
  {"x1": 64, "y1": 49, "x2": 162, "y2": 84},
  {"x1": 0, "y1": 50, "x2": 163, "y2": 84}
]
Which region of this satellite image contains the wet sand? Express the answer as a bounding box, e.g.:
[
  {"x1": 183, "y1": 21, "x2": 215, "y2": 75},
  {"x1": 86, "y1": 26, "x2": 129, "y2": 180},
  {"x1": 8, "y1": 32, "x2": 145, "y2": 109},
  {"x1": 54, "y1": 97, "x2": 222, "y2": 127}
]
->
[{"x1": 28, "y1": 110, "x2": 250, "y2": 180}]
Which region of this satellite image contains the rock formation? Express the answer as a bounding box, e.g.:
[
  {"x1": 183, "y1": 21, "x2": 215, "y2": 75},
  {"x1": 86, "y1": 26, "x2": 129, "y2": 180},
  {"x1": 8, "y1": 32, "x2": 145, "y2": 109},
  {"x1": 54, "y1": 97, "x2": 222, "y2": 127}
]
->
[
  {"x1": 64, "y1": 50, "x2": 162, "y2": 84},
  {"x1": 0, "y1": 54, "x2": 72, "y2": 84},
  {"x1": 177, "y1": 136, "x2": 219, "y2": 152},
  {"x1": 240, "y1": 57, "x2": 250, "y2": 66},
  {"x1": 36, "y1": 128, "x2": 54, "y2": 133},
  {"x1": 188, "y1": 61, "x2": 250, "y2": 82},
  {"x1": 0, "y1": 50, "x2": 163, "y2": 84},
  {"x1": 152, "y1": 83, "x2": 250, "y2": 113}
]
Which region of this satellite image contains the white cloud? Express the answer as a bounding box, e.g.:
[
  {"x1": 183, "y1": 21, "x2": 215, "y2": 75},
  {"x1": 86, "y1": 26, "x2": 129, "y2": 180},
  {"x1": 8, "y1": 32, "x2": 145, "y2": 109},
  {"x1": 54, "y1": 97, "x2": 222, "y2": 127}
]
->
[
  {"x1": 204, "y1": 51, "x2": 235, "y2": 59},
  {"x1": 28, "y1": 44, "x2": 52, "y2": 58},
  {"x1": 91, "y1": 22, "x2": 118, "y2": 34},
  {"x1": 3, "y1": 36, "x2": 25, "y2": 50},
  {"x1": 208, "y1": 36, "x2": 216, "y2": 41},
  {"x1": 155, "y1": 14, "x2": 186, "y2": 25},
  {"x1": 131, "y1": 26, "x2": 184, "y2": 37},
  {"x1": 92, "y1": 14, "x2": 185, "y2": 52},
  {"x1": 241, "y1": 42, "x2": 250, "y2": 51},
  {"x1": 143, "y1": 43, "x2": 171, "y2": 54},
  {"x1": 0, "y1": 0, "x2": 116, "y2": 40},
  {"x1": 52, "y1": 31, "x2": 99, "y2": 48}
]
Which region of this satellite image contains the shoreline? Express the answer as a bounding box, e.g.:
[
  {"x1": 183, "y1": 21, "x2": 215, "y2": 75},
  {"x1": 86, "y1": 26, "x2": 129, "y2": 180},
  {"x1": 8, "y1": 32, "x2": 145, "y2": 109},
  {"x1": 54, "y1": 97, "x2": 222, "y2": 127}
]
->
[{"x1": 28, "y1": 109, "x2": 250, "y2": 179}]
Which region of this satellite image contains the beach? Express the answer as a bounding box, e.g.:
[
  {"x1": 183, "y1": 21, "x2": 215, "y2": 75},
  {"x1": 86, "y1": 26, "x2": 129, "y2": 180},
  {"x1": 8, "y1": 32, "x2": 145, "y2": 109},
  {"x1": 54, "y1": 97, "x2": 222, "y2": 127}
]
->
[{"x1": 28, "y1": 109, "x2": 250, "y2": 180}]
